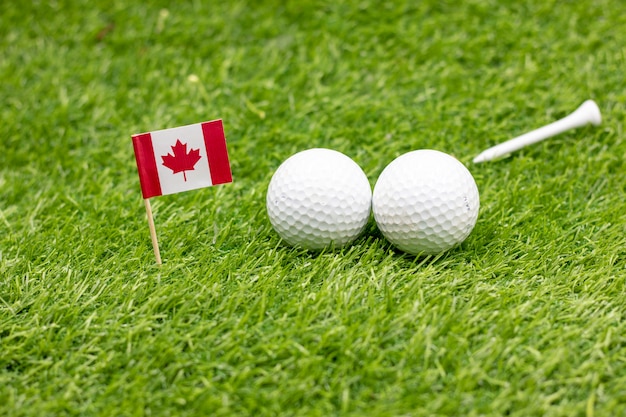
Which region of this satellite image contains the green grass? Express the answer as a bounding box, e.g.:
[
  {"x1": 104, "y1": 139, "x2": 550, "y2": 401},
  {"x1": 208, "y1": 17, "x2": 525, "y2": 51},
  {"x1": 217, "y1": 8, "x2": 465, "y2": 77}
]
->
[{"x1": 1, "y1": 0, "x2": 626, "y2": 415}]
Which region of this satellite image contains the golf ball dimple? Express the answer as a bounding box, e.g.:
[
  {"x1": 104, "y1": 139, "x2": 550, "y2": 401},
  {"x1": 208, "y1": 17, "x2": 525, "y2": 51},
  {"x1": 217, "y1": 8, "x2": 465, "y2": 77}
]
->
[
  {"x1": 372, "y1": 149, "x2": 479, "y2": 255},
  {"x1": 266, "y1": 148, "x2": 372, "y2": 250}
]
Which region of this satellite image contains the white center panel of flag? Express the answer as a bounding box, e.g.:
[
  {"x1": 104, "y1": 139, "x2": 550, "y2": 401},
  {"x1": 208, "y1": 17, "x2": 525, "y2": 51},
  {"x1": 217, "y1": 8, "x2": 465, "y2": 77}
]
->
[{"x1": 150, "y1": 123, "x2": 214, "y2": 196}]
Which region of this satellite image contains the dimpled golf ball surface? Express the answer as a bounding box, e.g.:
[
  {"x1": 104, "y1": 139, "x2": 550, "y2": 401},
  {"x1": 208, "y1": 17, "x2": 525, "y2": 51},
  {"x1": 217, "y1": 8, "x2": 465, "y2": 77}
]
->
[
  {"x1": 266, "y1": 148, "x2": 372, "y2": 250},
  {"x1": 373, "y1": 150, "x2": 479, "y2": 255}
]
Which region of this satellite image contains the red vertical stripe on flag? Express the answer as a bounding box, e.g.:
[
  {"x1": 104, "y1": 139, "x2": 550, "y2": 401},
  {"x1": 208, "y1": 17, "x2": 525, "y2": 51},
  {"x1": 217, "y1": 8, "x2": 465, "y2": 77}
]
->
[
  {"x1": 202, "y1": 120, "x2": 233, "y2": 185},
  {"x1": 132, "y1": 133, "x2": 162, "y2": 198}
]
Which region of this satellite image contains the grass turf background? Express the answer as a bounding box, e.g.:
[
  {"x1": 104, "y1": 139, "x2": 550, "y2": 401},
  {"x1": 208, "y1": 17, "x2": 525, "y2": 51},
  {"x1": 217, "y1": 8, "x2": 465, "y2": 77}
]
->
[{"x1": 1, "y1": 0, "x2": 625, "y2": 415}]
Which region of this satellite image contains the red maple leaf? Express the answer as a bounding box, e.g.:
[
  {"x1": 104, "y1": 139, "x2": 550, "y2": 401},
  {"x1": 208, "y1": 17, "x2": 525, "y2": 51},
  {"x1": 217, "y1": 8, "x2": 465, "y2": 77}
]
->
[{"x1": 161, "y1": 139, "x2": 202, "y2": 181}]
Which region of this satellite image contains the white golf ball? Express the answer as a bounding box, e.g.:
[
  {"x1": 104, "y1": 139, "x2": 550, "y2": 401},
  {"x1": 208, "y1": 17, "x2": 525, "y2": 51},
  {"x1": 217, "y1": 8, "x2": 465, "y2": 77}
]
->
[
  {"x1": 372, "y1": 149, "x2": 479, "y2": 255},
  {"x1": 266, "y1": 148, "x2": 372, "y2": 250}
]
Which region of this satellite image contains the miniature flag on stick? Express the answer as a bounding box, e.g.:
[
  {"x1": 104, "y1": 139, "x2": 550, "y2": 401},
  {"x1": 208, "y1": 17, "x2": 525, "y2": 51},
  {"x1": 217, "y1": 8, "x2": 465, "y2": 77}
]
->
[{"x1": 132, "y1": 119, "x2": 232, "y2": 265}]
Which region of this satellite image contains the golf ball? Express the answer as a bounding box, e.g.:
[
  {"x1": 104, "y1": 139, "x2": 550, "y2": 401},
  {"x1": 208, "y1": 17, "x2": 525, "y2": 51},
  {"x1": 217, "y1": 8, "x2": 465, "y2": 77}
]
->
[
  {"x1": 266, "y1": 148, "x2": 372, "y2": 250},
  {"x1": 372, "y1": 149, "x2": 479, "y2": 255}
]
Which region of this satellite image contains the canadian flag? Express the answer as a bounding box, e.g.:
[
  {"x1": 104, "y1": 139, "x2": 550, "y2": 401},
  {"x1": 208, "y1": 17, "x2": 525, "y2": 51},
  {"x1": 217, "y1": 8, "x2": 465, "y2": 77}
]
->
[{"x1": 132, "y1": 119, "x2": 232, "y2": 198}]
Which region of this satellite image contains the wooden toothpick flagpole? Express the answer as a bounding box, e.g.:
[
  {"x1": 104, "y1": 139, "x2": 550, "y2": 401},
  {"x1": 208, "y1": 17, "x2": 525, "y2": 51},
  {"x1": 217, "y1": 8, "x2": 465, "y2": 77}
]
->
[{"x1": 143, "y1": 198, "x2": 162, "y2": 265}]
